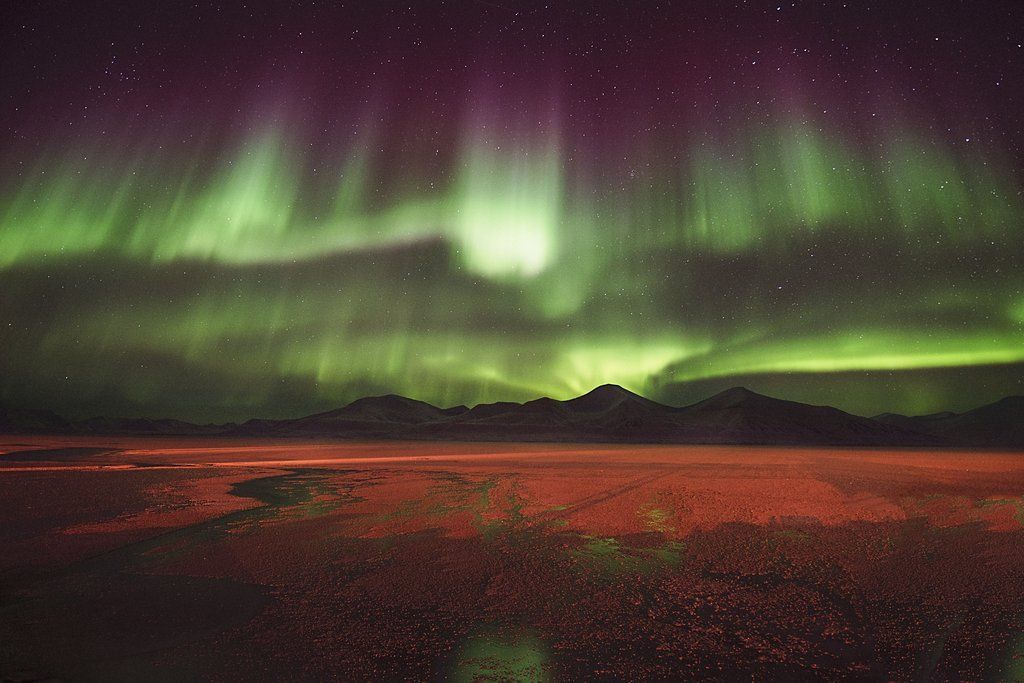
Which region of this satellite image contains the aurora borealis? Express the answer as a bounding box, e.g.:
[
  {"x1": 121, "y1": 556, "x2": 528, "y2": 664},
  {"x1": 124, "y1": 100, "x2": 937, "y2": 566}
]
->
[{"x1": 1, "y1": 1, "x2": 1022, "y2": 421}]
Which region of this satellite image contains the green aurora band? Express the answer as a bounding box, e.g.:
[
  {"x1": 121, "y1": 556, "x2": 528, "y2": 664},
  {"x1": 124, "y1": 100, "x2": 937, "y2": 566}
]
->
[{"x1": 1, "y1": 106, "x2": 1022, "y2": 420}]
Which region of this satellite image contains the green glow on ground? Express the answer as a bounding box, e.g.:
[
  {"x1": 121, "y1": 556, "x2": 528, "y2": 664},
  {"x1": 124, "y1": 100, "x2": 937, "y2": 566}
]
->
[{"x1": 452, "y1": 628, "x2": 550, "y2": 682}]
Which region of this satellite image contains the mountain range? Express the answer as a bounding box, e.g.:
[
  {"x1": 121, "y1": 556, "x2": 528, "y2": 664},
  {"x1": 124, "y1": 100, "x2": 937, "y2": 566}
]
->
[{"x1": 3, "y1": 385, "x2": 1022, "y2": 448}]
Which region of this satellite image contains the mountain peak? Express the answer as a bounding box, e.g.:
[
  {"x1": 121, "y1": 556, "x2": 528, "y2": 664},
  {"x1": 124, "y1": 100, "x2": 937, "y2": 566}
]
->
[
  {"x1": 986, "y1": 395, "x2": 1024, "y2": 410},
  {"x1": 719, "y1": 386, "x2": 757, "y2": 398},
  {"x1": 345, "y1": 393, "x2": 425, "y2": 408},
  {"x1": 565, "y1": 384, "x2": 654, "y2": 412},
  {"x1": 691, "y1": 386, "x2": 774, "y2": 410},
  {"x1": 586, "y1": 384, "x2": 638, "y2": 398},
  {"x1": 300, "y1": 393, "x2": 445, "y2": 425}
]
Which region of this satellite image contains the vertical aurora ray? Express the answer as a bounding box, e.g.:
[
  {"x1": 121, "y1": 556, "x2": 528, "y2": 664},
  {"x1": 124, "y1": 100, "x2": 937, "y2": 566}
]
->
[
  {"x1": 451, "y1": 140, "x2": 564, "y2": 278},
  {"x1": 155, "y1": 127, "x2": 302, "y2": 262},
  {"x1": 2, "y1": 114, "x2": 1018, "y2": 266},
  {"x1": 449, "y1": 92, "x2": 566, "y2": 279},
  {"x1": 0, "y1": 148, "x2": 140, "y2": 266}
]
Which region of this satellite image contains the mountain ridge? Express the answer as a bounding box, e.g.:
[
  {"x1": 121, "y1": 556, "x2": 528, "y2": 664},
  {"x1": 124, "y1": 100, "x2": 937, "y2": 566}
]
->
[
  {"x1": 3, "y1": 386, "x2": 1020, "y2": 448},
  {"x1": 874, "y1": 395, "x2": 1024, "y2": 447}
]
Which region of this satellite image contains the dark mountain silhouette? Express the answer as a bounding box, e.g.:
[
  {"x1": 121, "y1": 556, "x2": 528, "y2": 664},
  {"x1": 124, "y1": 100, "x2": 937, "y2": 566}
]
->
[
  {"x1": 872, "y1": 411, "x2": 958, "y2": 429},
  {"x1": 78, "y1": 416, "x2": 229, "y2": 436},
  {"x1": 0, "y1": 405, "x2": 73, "y2": 434},
  {"x1": 1, "y1": 387, "x2": 1019, "y2": 448},
  {"x1": 238, "y1": 394, "x2": 462, "y2": 437},
  {"x1": 565, "y1": 384, "x2": 664, "y2": 412},
  {"x1": 415, "y1": 384, "x2": 672, "y2": 441},
  {"x1": 0, "y1": 404, "x2": 228, "y2": 437},
  {"x1": 670, "y1": 387, "x2": 934, "y2": 445},
  {"x1": 875, "y1": 396, "x2": 1024, "y2": 447}
]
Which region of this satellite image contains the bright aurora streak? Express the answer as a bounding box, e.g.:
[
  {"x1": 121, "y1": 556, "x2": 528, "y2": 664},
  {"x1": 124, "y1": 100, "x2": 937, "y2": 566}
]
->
[{"x1": 0, "y1": 1, "x2": 1022, "y2": 421}]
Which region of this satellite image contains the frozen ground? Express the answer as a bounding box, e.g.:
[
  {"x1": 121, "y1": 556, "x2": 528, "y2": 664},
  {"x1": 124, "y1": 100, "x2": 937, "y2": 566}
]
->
[{"x1": 2, "y1": 437, "x2": 1023, "y2": 680}]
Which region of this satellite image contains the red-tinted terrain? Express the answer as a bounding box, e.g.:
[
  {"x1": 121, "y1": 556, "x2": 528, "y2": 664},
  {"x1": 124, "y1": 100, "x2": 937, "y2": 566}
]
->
[{"x1": 2, "y1": 436, "x2": 1023, "y2": 680}]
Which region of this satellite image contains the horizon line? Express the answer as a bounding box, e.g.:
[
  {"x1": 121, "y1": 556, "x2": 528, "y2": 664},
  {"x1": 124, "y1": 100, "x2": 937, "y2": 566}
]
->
[{"x1": 3, "y1": 383, "x2": 1021, "y2": 427}]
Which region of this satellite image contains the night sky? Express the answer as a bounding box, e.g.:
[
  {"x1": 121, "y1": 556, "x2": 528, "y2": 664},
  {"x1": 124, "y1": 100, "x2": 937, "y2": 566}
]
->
[{"x1": 1, "y1": 1, "x2": 1023, "y2": 422}]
